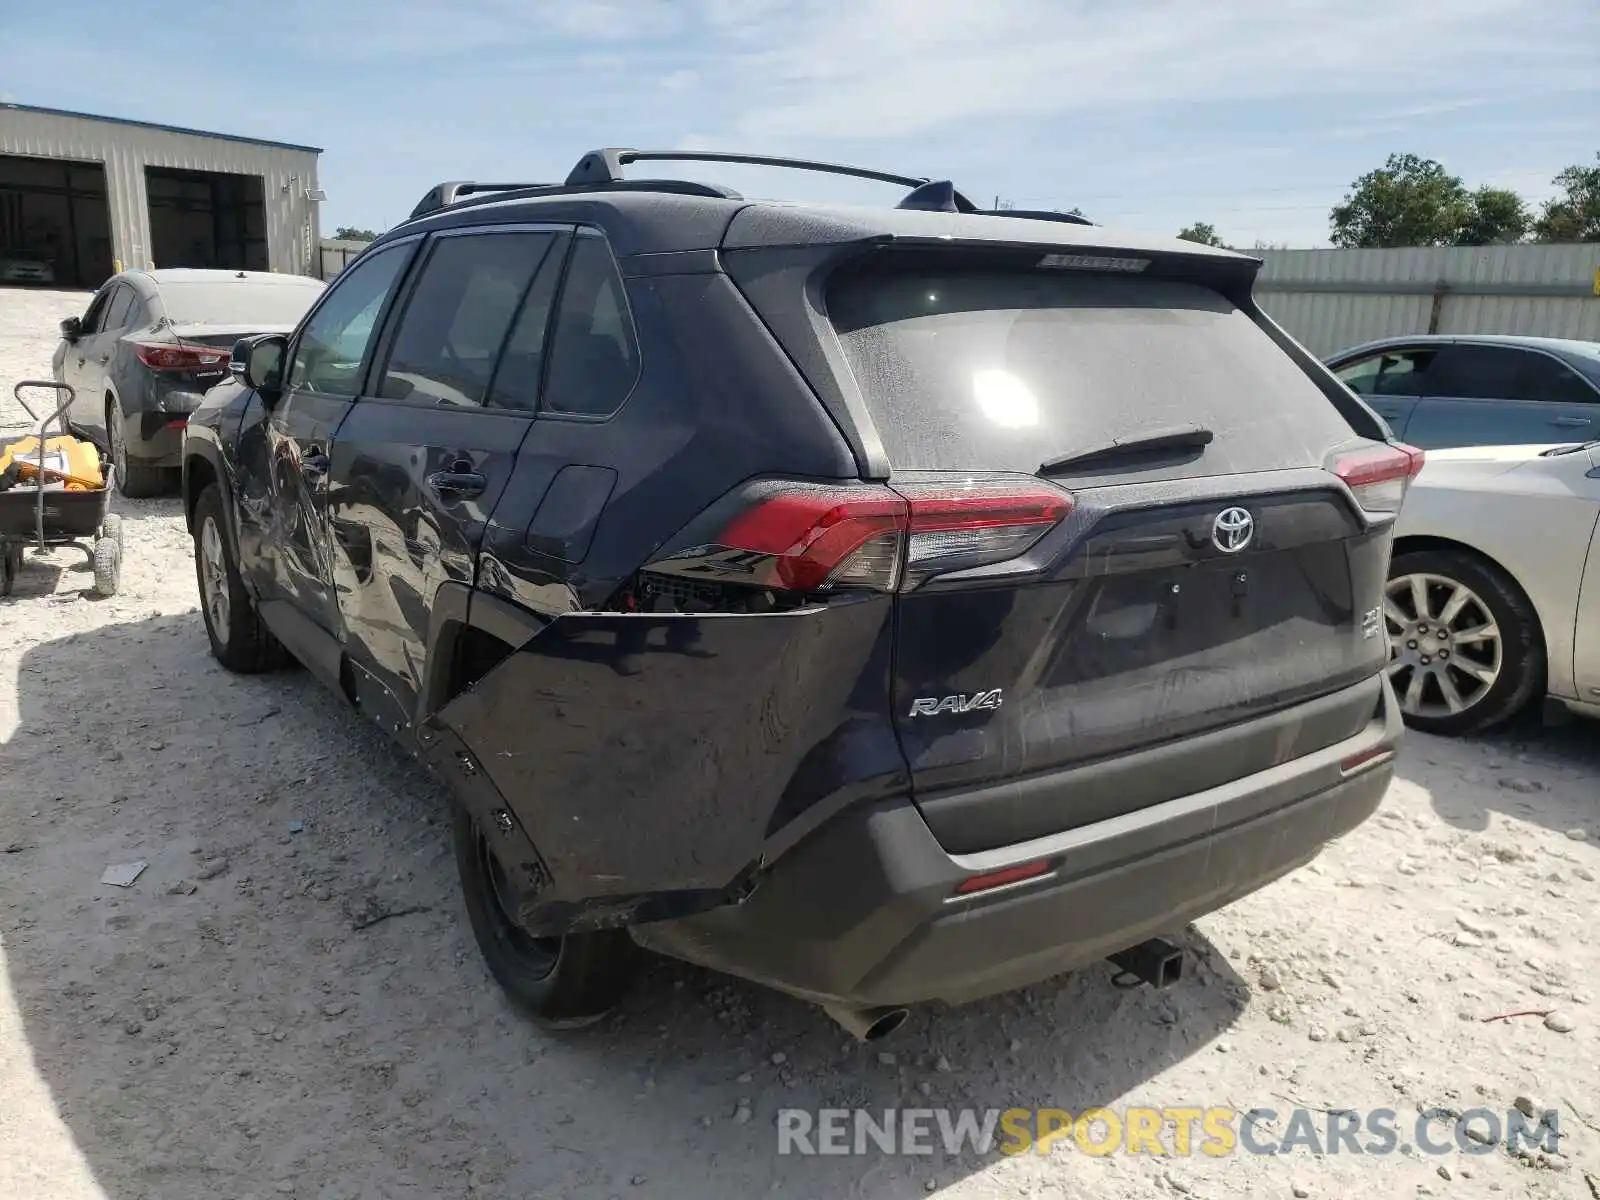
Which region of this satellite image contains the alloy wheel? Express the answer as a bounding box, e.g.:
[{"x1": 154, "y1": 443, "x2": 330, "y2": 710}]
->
[
  {"x1": 199, "y1": 516, "x2": 231, "y2": 644},
  {"x1": 1385, "y1": 571, "x2": 1503, "y2": 720}
]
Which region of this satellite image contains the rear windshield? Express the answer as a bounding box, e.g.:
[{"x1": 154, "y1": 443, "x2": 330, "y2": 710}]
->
[
  {"x1": 160, "y1": 281, "x2": 324, "y2": 327},
  {"x1": 827, "y1": 267, "x2": 1354, "y2": 475}
]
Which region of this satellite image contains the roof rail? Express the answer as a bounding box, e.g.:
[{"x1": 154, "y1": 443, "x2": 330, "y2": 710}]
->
[
  {"x1": 563, "y1": 147, "x2": 983, "y2": 212},
  {"x1": 409, "y1": 181, "x2": 551, "y2": 220},
  {"x1": 407, "y1": 151, "x2": 1093, "y2": 228},
  {"x1": 407, "y1": 177, "x2": 747, "y2": 221}
]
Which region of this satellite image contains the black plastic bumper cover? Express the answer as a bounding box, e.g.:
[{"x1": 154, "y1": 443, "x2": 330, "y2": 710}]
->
[{"x1": 635, "y1": 675, "x2": 1401, "y2": 1007}]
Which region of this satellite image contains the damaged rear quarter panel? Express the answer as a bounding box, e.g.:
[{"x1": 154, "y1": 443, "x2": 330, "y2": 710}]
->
[{"x1": 429, "y1": 593, "x2": 907, "y2": 918}]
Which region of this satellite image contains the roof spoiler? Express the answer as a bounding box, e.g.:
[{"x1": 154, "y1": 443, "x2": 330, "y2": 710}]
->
[{"x1": 408, "y1": 148, "x2": 1093, "y2": 226}]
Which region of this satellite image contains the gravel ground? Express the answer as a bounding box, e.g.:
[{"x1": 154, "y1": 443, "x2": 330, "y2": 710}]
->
[{"x1": 2, "y1": 285, "x2": 1598, "y2": 1200}]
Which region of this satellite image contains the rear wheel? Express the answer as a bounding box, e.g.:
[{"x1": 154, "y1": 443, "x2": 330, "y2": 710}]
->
[
  {"x1": 107, "y1": 401, "x2": 169, "y2": 498},
  {"x1": 192, "y1": 484, "x2": 286, "y2": 672},
  {"x1": 1386, "y1": 548, "x2": 1543, "y2": 736},
  {"x1": 451, "y1": 803, "x2": 638, "y2": 1027}
]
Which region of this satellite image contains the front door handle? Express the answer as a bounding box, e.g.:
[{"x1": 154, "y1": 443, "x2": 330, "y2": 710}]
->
[
  {"x1": 1549, "y1": 416, "x2": 1591, "y2": 428},
  {"x1": 426, "y1": 470, "x2": 488, "y2": 499}
]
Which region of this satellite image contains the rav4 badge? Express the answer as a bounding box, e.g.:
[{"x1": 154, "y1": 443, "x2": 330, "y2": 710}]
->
[{"x1": 908, "y1": 689, "x2": 1005, "y2": 717}]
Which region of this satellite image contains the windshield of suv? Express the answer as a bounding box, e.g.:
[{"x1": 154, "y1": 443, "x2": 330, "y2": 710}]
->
[
  {"x1": 827, "y1": 265, "x2": 1356, "y2": 476},
  {"x1": 160, "y1": 281, "x2": 323, "y2": 327}
]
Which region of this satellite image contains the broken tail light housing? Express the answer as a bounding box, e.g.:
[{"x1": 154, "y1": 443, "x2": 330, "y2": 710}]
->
[
  {"x1": 133, "y1": 341, "x2": 230, "y2": 372},
  {"x1": 702, "y1": 479, "x2": 1073, "y2": 595},
  {"x1": 1330, "y1": 442, "x2": 1424, "y2": 516}
]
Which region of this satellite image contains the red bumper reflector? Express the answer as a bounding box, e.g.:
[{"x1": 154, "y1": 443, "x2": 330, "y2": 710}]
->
[
  {"x1": 166, "y1": 418, "x2": 188, "y2": 428},
  {"x1": 954, "y1": 859, "x2": 1052, "y2": 896},
  {"x1": 1340, "y1": 745, "x2": 1394, "y2": 774}
]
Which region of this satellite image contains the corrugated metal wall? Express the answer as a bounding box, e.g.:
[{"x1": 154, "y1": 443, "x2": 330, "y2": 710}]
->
[
  {"x1": 318, "y1": 239, "x2": 373, "y2": 280},
  {"x1": 0, "y1": 107, "x2": 322, "y2": 281},
  {"x1": 1256, "y1": 245, "x2": 1600, "y2": 357}
]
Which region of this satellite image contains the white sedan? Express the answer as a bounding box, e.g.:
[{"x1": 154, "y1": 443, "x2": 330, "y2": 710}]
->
[{"x1": 1388, "y1": 440, "x2": 1600, "y2": 735}]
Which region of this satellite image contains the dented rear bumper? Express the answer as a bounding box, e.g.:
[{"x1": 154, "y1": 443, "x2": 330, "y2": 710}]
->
[{"x1": 635, "y1": 675, "x2": 1400, "y2": 1008}]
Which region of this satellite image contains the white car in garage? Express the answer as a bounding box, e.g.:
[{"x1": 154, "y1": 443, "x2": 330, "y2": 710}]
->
[{"x1": 1388, "y1": 438, "x2": 1600, "y2": 735}]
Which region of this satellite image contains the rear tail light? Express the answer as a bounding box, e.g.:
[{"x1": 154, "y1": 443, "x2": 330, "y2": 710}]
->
[
  {"x1": 133, "y1": 341, "x2": 230, "y2": 372},
  {"x1": 707, "y1": 480, "x2": 1072, "y2": 595},
  {"x1": 1330, "y1": 442, "x2": 1424, "y2": 515}
]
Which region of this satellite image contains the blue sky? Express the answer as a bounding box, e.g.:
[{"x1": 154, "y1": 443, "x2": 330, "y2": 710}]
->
[{"x1": 4, "y1": 0, "x2": 1598, "y2": 246}]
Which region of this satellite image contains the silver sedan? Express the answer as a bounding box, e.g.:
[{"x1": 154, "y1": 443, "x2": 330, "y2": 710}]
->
[{"x1": 1388, "y1": 439, "x2": 1600, "y2": 735}]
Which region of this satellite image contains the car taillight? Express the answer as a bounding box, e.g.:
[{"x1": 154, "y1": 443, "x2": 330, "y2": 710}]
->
[
  {"x1": 712, "y1": 480, "x2": 1072, "y2": 594},
  {"x1": 1330, "y1": 442, "x2": 1424, "y2": 515},
  {"x1": 133, "y1": 342, "x2": 230, "y2": 372}
]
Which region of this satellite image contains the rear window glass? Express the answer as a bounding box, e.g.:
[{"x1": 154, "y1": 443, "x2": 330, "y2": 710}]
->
[
  {"x1": 160, "y1": 281, "x2": 324, "y2": 327},
  {"x1": 827, "y1": 267, "x2": 1355, "y2": 475}
]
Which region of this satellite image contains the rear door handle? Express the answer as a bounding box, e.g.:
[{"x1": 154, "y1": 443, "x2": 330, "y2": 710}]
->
[
  {"x1": 426, "y1": 470, "x2": 488, "y2": 499},
  {"x1": 1549, "y1": 416, "x2": 1591, "y2": 428}
]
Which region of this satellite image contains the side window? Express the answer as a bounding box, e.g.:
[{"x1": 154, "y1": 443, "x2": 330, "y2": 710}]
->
[
  {"x1": 288, "y1": 243, "x2": 412, "y2": 395},
  {"x1": 542, "y1": 232, "x2": 641, "y2": 418},
  {"x1": 1513, "y1": 354, "x2": 1599, "y2": 405},
  {"x1": 78, "y1": 285, "x2": 115, "y2": 335},
  {"x1": 103, "y1": 285, "x2": 136, "y2": 331},
  {"x1": 1336, "y1": 349, "x2": 1435, "y2": 397},
  {"x1": 1424, "y1": 346, "x2": 1526, "y2": 400},
  {"x1": 487, "y1": 235, "x2": 568, "y2": 412},
  {"x1": 378, "y1": 232, "x2": 556, "y2": 408}
]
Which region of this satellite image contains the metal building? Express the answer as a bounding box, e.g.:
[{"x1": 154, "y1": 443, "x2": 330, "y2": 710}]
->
[
  {"x1": 0, "y1": 103, "x2": 323, "y2": 289},
  {"x1": 1256, "y1": 245, "x2": 1600, "y2": 358}
]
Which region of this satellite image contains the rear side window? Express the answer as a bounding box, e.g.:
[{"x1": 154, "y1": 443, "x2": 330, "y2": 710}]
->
[
  {"x1": 1336, "y1": 348, "x2": 1436, "y2": 397},
  {"x1": 541, "y1": 233, "x2": 640, "y2": 418},
  {"x1": 103, "y1": 285, "x2": 136, "y2": 331},
  {"x1": 1512, "y1": 352, "x2": 1596, "y2": 404},
  {"x1": 827, "y1": 266, "x2": 1355, "y2": 475},
  {"x1": 379, "y1": 232, "x2": 558, "y2": 408}
]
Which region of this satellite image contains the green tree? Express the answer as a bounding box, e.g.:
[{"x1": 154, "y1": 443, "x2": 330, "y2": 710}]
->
[
  {"x1": 1176, "y1": 221, "x2": 1226, "y2": 247},
  {"x1": 1330, "y1": 154, "x2": 1473, "y2": 248},
  {"x1": 333, "y1": 226, "x2": 379, "y2": 242},
  {"x1": 1457, "y1": 187, "x2": 1531, "y2": 245},
  {"x1": 1533, "y1": 154, "x2": 1600, "y2": 242}
]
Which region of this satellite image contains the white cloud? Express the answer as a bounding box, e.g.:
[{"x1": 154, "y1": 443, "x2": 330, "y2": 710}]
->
[{"x1": 667, "y1": 0, "x2": 1594, "y2": 142}]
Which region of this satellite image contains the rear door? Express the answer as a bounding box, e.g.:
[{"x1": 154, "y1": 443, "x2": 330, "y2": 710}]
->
[
  {"x1": 1406, "y1": 344, "x2": 1600, "y2": 448},
  {"x1": 1330, "y1": 345, "x2": 1436, "y2": 439},
  {"x1": 328, "y1": 224, "x2": 569, "y2": 734},
  {"x1": 824, "y1": 259, "x2": 1399, "y2": 849}
]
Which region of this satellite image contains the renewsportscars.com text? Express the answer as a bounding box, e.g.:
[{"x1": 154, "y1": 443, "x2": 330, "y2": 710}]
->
[{"x1": 776, "y1": 1105, "x2": 1561, "y2": 1158}]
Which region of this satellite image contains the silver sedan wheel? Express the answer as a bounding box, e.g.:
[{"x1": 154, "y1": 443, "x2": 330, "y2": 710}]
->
[
  {"x1": 199, "y1": 516, "x2": 231, "y2": 645},
  {"x1": 1385, "y1": 571, "x2": 1502, "y2": 719}
]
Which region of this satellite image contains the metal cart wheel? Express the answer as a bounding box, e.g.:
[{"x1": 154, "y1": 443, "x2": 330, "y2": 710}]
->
[
  {"x1": 1, "y1": 541, "x2": 20, "y2": 597},
  {"x1": 92, "y1": 534, "x2": 121, "y2": 597}
]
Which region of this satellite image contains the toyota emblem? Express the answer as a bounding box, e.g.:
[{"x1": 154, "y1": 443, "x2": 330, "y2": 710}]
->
[{"x1": 1211, "y1": 507, "x2": 1255, "y2": 553}]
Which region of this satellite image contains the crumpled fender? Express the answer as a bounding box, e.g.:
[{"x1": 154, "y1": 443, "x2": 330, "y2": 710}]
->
[{"x1": 423, "y1": 594, "x2": 903, "y2": 935}]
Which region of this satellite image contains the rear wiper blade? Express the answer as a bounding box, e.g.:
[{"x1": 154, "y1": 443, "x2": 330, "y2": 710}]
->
[{"x1": 1038, "y1": 425, "x2": 1214, "y2": 475}]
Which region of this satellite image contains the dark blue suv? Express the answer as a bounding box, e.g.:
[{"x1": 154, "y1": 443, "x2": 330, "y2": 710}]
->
[{"x1": 183, "y1": 149, "x2": 1413, "y2": 1038}]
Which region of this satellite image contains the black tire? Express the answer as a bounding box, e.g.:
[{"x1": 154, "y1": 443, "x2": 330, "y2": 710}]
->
[
  {"x1": 451, "y1": 803, "x2": 638, "y2": 1027},
  {"x1": 91, "y1": 535, "x2": 120, "y2": 596},
  {"x1": 192, "y1": 484, "x2": 286, "y2": 672},
  {"x1": 1387, "y1": 547, "x2": 1544, "y2": 737},
  {"x1": 107, "y1": 402, "x2": 170, "y2": 498}
]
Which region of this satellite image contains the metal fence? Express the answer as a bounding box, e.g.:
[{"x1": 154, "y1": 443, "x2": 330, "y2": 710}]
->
[
  {"x1": 1255, "y1": 244, "x2": 1600, "y2": 358},
  {"x1": 317, "y1": 238, "x2": 372, "y2": 279}
]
